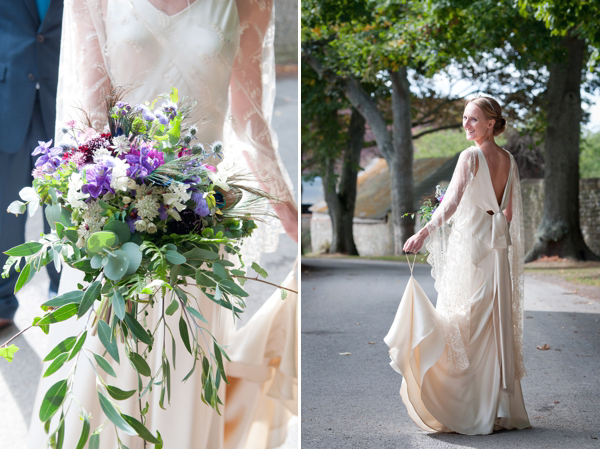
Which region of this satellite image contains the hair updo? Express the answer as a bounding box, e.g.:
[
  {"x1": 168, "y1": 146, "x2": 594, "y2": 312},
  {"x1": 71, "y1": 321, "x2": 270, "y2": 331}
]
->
[{"x1": 465, "y1": 96, "x2": 506, "y2": 136}]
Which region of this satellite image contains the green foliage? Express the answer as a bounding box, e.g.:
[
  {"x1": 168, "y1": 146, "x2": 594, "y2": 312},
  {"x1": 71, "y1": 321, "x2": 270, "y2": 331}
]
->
[
  {"x1": 0, "y1": 344, "x2": 19, "y2": 362},
  {"x1": 581, "y1": 131, "x2": 600, "y2": 178}
]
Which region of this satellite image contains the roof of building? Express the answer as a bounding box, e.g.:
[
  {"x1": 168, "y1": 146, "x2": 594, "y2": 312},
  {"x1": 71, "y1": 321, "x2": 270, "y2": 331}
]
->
[{"x1": 310, "y1": 153, "x2": 461, "y2": 219}]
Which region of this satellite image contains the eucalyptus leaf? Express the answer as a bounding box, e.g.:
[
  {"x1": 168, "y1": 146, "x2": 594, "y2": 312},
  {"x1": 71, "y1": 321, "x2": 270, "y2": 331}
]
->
[
  {"x1": 42, "y1": 291, "x2": 83, "y2": 310},
  {"x1": 186, "y1": 306, "x2": 208, "y2": 324},
  {"x1": 4, "y1": 241, "x2": 43, "y2": 257},
  {"x1": 89, "y1": 433, "x2": 100, "y2": 449},
  {"x1": 43, "y1": 352, "x2": 69, "y2": 378},
  {"x1": 165, "y1": 250, "x2": 186, "y2": 265},
  {"x1": 74, "y1": 413, "x2": 90, "y2": 449},
  {"x1": 122, "y1": 414, "x2": 162, "y2": 444},
  {"x1": 43, "y1": 336, "x2": 77, "y2": 362},
  {"x1": 44, "y1": 203, "x2": 61, "y2": 230},
  {"x1": 128, "y1": 351, "x2": 151, "y2": 377},
  {"x1": 251, "y1": 262, "x2": 268, "y2": 278},
  {"x1": 39, "y1": 379, "x2": 68, "y2": 422},
  {"x1": 36, "y1": 303, "x2": 79, "y2": 326},
  {"x1": 7, "y1": 200, "x2": 27, "y2": 216},
  {"x1": 183, "y1": 247, "x2": 219, "y2": 261},
  {"x1": 98, "y1": 320, "x2": 120, "y2": 364},
  {"x1": 104, "y1": 249, "x2": 129, "y2": 281},
  {"x1": 86, "y1": 231, "x2": 117, "y2": 254},
  {"x1": 90, "y1": 255, "x2": 104, "y2": 269},
  {"x1": 212, "y1": 263, "x2": 228, "y2": 280},
  {"x1": 121, "y1": 242, "x2": 142, "y2": 276},
  {"x1": 97, "y1": 392, "x2": 137, "y2": 435},
  {"x1": 112, "y1": 290, "x2": 126, "y2": 321},
  {"x1": 68, "y1": 331, "x2": 87, "y2": 361},
  {"x1": 106, "y1": 385, "x2": 136, "y2": 401},
  {"x1": 78, "y1": 281, "x2": 101, "y2": 318},
  {"x1": 93, "y1": 353, "x2": 116, "y2": 377},
  {"x1": 104, "y1": 220, "x2": 131, "y2": 245},
  {"x1": 124, "y1": 313, "x2": 153, "y2": 346},
  {"x1": 14, "y1": 262, "x2": 31, "y2": 293},
  {"x1": 165, "y1": 299, "x2": 179, "y2": 316},
  {"x1": 179, "y1": 316, "x2": 192, "y2": 354}
]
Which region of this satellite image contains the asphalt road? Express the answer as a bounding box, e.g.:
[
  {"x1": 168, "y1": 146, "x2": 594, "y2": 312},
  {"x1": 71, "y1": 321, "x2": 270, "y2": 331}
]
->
[
  {"x1": 301, "y1": 257, "x2": 600, "y2": 449},
  {"x1": 0, "y1": 75, "x2": 298, "y2": 449}
]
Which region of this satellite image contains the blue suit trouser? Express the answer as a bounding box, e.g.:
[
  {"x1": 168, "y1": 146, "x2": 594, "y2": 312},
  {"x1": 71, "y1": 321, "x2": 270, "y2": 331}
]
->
[{"x1": 0, "y1": 91, "x2": 61, "y2": 320}]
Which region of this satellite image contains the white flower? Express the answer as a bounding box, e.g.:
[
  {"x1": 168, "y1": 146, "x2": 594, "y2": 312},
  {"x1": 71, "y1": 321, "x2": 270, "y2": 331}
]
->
[
  {"x1": 146, "y1": 222, "x2": 157, "y2": 234},
  {"x1": 67, "y1": 173, "x2": 89, "y2": 209},
  {"x1": 109, "y1": 157, "x2": 130, "y2": 192},
  {"x1": 163, "y1": 183, "x2": 190, "y2": 212},
  {"x1": 207, "y1": 170, "x2": 230, "y2": 191},
  {"x1": 122, "y1": 196, "x2": 132, "y2": 204},
  {"x1": 111, "y1": 135, "x2": 131, "y2": 156},
  {"x1": 135, "y1": 194, "x2": 160, "y2": 221},
  {"x1": 93, "y1": 147, "x2": 112, "y2": 163},
  {"x1": 135, "y1": 219, "x2": 147, "y2": 232}
]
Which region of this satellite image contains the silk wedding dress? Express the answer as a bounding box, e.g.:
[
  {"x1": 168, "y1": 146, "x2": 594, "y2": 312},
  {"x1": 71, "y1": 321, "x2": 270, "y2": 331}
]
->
[
  {"x1": 385, "y1": 146, "x2": 531, "y2": 435},
  {"x1": 28, "y1": 1, "x2": 297, "y2": 448}
]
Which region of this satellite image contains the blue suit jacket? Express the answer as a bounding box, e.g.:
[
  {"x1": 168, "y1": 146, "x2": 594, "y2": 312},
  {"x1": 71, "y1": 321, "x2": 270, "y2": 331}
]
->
[{"x1": 0, "y1": 0, "x2": 63, "y2": 154}]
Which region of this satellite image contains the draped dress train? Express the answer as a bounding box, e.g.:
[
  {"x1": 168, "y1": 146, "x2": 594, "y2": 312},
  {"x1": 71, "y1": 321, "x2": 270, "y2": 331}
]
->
[
  {"x1": 385, "y1": 147, "x2": 531, "y2": 435},
  {"x1": 27, "y1": 1, "x2": 297, "y2": 448}
]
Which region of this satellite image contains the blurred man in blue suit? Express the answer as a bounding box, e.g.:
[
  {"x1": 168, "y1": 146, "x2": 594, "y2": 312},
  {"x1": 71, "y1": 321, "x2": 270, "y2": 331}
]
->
[{"x1": 0, "y1": 0, "x2": 63, "y2": 329}]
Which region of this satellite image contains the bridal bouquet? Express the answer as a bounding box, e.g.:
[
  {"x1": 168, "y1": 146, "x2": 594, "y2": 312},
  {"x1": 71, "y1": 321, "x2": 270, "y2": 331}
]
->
[
  {"x1": 0, "y1": 88, "x2": 278, "y2": 447},
  {"x1": 404, "y1": 185, "x2": 447, "y2": 226}
]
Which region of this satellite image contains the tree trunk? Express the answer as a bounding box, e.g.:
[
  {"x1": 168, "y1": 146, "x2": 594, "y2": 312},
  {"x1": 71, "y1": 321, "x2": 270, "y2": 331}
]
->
[
  {"x1": 525, "y1": 37, "x2": 599, "y2": 262},
  {"x1": 322, "y1": 108, "x2": 365, "y2": 255},
  {"x1": 389, "y1": 69, "x2": 415, "y2": 253}
]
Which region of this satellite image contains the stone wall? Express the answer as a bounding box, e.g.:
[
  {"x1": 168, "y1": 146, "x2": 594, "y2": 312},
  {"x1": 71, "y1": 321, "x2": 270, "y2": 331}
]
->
[
  {"x1": 308, "y1": 178, "x2": 600, "y2": 257},
  {"x1": 275, "y1": 0, "x2": 298, "y2": 64},
  {"x1": 521, "y1": 178, "x2": 600, "y2": 256},
  {"x1": 309, "y1": 213, "x2": 394, "y2": 256}
]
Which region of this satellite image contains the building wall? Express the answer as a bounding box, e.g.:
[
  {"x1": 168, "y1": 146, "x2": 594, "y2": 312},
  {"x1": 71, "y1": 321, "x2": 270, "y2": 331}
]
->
[{"x1": 309, "y1": 179, "x2": 600, "y2": 257}]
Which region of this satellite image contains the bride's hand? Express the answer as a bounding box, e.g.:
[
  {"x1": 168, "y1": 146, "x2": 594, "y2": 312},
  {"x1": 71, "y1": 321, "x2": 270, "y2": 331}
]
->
[
  {"x1": 274, "y1": 201, "x2": 298, "y2": 243},
  {"x1": 403, "y1": 229, "x2": 428, "y2": 254}
]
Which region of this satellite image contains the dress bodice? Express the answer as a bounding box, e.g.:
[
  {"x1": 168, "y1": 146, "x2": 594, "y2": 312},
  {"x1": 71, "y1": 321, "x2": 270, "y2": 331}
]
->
[{"x1": 104, "y1": 0, "x2": 240, "y2": 145}]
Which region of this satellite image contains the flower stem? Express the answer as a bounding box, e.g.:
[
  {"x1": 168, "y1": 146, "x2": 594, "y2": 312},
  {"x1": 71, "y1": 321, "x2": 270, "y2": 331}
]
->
[{"x1": 231, "y1": 276, "x2": 297, "y2": 294}]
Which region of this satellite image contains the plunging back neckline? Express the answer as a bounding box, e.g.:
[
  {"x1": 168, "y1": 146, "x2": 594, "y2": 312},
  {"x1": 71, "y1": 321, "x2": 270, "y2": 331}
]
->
[{"x1": 476, "y1": 146, "x2": 512, "y2": 210}]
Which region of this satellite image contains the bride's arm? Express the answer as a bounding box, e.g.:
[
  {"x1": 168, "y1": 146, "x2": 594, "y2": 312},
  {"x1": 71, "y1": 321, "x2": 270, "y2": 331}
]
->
[
  {"x1": 55, "y1": 0, "x2": 110, "y2": 139},
  {"x1": 229, "y1": 0, "x2": 298, "y2": 242},
  {"x1": 404, "y1": 148, "x2": 476, "y2": 253}
]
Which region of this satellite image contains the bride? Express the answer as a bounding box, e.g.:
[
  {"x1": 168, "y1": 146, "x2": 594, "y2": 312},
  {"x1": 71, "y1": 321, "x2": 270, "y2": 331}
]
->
[
  {"x1": 385, "y1": 97, "x2": 531, "y2": 435},
  {"x1": 27, "y1": 0, "x2": 298, "y2": 448}
]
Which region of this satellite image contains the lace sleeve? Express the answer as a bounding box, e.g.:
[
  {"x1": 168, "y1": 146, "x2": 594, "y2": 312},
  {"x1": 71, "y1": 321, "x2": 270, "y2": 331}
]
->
[
  {"x1": 230, "y1": 0, "x2": 297, "y2": 239},
  {"x1": 55, "y1": 0, "x2": 110, "y2": 141},
  {"x1": 425, "y1": 147, "x2": 477, "y2": 235}
]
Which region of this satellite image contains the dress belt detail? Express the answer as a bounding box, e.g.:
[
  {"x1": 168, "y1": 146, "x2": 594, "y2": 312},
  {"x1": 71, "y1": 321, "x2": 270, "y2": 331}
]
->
[{"x1": 491, "y1": 210, "x2": 511, "y2": 249}]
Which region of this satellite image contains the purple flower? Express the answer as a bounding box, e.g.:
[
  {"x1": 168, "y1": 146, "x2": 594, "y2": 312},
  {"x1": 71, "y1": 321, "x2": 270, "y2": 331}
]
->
[
  {"x1": 155, "y1": 110, "x2": 169, "y2": 125},
  {"x1": 158, "y1": 205, "x2": 168, "y2": 220},
  {"x1": 162, "y1": 101, "x2": 178, "y2": 120},
  {"x1": 82, "y1": 162, "x2": 114, "y2": 198},
  {"x1": 125, "y1": 142, "x2": 165, "y2": 180},
  {"x1": 437, "y1": 195, "x2": 444, "y2": 203},
  {"x1": 192, "y1": 191, "x2": 210, "y2": 217},
  {"x1": 32, "y1": 140, "x2": 63, "y2": 173},
  {"x1": 126, "y1": 215, "x2": 140, "y2": 233},
  {"x1": 136, "y1": 104, "x2": 156, "y2": 122}
]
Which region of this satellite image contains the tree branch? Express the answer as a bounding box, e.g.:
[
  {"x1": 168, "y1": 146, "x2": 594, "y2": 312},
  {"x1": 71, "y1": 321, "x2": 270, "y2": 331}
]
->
[
  {"x1": 413, "y1": 123, "x2": 463, "y2": 140},
  {"x1": 232, "y1": 276, "x2": 298, "y2": 294}
]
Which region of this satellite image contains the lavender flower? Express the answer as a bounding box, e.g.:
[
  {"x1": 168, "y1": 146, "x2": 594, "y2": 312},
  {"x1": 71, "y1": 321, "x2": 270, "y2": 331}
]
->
[
  {"x1": 32, "y1": 140, "x2": 63, "y2": 173},
  {"x1": 158, "y1": 205, "x2": 168, "y2": 221},
  {"x1": 136, "y1": 105, "x2": 156, "y2": 122},
  {"x1": 192, "y1": 191, "x2": 210, "y2": 217},
  {"x1": 82, "y1": 162, "x2": 115, "y2": 198},
  {"x1": 154, "y1": 110, "x2": 169, "y2": 125}
]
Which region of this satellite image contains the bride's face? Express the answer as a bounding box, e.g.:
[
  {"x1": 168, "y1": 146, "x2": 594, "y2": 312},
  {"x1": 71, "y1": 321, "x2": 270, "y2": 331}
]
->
[{"x1": 463, "y1": 103, "x2": 494, "y2": 142}]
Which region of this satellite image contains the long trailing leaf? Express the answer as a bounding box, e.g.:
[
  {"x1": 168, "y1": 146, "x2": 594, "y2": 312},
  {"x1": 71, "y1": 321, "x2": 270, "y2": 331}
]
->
[
  {"x1": 121, "y1": 414, "x2": 161, "y2": 444},
  {"x1": 4, "y1": 241, "x2": 43, "y2": 257},
  {"x1": 39, "y1": 379, "x2": 68, "y2": 422},
  {"x1": 106, "y1": 385, "x2": 136, "y2": 401},
  {"x1": 112, "y1": 290, "x2": 126, "y2": 321},
  {"x1": 36, "y1": 303, "x2": 79, "y2": 326},
  {"x1": 44, "y1": 336, "x2": 77, "y2": 362},
  {"x1": 43, "y1": 352, "x2": 70, "y2": 378},
  {"x1": 14, "y1": 262, "x2": 31, "y2": 292},
  {"x1": 93, "y1": 353, "x2": 117, "y2": 377},
  {"x1": 124, "y1": 313, "x2": 153, "y2": 346},
  {"x1": 42, "y1": 291, "x2": 84, "y2": 310},
  {"x1": 128, "y1": 351, "x2": 152, "y2": 377},
  {"x1": 97, "y1": 391, "x2": 137, "y2": 435},
  {"x1": 78, "y1": 281, "x2": 102, "y2": 318},
  {"x1": 68, "y1": 331, "x2": 87, "y2": 361},
  {"x1": 179, "y1": 316, "x2": 192, "y2": 354},
  {"x1": 75, "y1": 413, "x2": 90, "y2": 449},
  {"x1": 97, "y1": 320, "x2": 120, "y2": 364}
]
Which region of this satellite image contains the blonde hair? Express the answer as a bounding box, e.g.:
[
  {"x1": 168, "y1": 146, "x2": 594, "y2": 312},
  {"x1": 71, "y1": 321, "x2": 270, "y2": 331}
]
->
[{"x1": 465, "y1": 96, "x2": 506, "y2": 136}]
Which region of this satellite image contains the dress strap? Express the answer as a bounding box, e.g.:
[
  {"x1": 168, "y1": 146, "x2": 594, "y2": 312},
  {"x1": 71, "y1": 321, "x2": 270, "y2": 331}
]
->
[{"x1": 407, "y1": 253, "x2": 417, "y2": 276}]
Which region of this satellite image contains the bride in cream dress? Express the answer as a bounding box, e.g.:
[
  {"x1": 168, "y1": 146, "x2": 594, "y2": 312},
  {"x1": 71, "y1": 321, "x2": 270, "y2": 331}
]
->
[
  {"x1": 28, "y1": 1, "x2": 298, "y2": 448},
  {"x1": 386, "y1": 97, "x2": 531, "y2": 435}
]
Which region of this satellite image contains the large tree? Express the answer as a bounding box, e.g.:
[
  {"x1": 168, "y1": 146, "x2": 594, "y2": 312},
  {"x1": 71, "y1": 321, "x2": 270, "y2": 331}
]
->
[
  {"x1": 301, "y1": 63, "x2": 364, "y2": 254},
  {"x1": 302, "y1": 0, "x2": 462, "y2": 254},
  {"x1": 428, "y1": 0, "x2": 600, "y2": 260}
]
